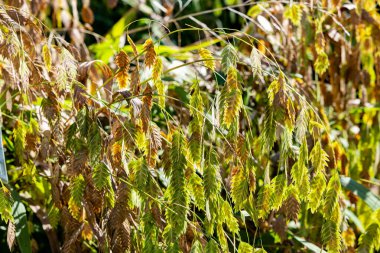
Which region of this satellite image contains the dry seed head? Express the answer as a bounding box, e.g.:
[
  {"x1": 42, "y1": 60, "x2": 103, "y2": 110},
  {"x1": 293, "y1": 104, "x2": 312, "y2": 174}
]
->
[
  {"x1": 81, "y1": 7, "x2": 94, "y2": 24},
  {"x1": 116, "y1": 68, "x2": 129, "y2": 89},
  {"x1": 115, "y1": 51, "x2": 130, "y2": 89},
  {"x1": 199, "y1": 48, "x2": 215, "y2": 71},
  {"x1": 152, "y1": 57, "x2": 163, "y2": 81},
  {"x1": 111, "y1": 142, "x2": 122, "y2": 165},
  {"x1": 127, "y1": 35, "x2": 139, "y2": 57},
  {"x1": 226, "y1": 66, "x2": 238, "y2": 89},
  {"x1": 143, "y1": 38, "x2": 156, "y2": 68},
  {"x1": 115, "y1": 50, "x2": 130, "y2": 68}
]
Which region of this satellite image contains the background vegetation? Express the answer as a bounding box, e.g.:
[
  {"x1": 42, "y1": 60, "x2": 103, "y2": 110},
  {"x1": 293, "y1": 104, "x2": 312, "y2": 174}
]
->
[{"x1": 0, "y1": 0, "x2": 380, "y2": 252}]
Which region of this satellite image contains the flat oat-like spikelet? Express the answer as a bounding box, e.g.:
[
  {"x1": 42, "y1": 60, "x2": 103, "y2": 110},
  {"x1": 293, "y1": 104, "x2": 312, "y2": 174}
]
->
[
  {"x1": 358, "y1": 223, "x2": 380, "y2": 253},
  {"x1": 111, "y1": 219, "x2": 131, "y2": 252},
  {"x1": 130, "y1": 68, "x2": 141, "y2": 95},
  {"x1": 143, "y1": 38, "x2": 156, "y2": 68},
  {"x1": 7, "y1": 221, "x2": 15, "y2": 251},
  {"x1": 42, "y1": 44, "x2": 52, "y2": 71},
  {"x1": 111, "y1": 142, "x2": 122, "y2": 167},
  {"x1": 0, "y1": 186, "x2": 13, "y2": 223},
  {"x1": 322, "y1": 219, "x2": 341, "y2": 253},
  {"x1": 284, "y1": 3, "x2": 303, "y2": 26},
  {"x1": 221, "y1": 44, "x2": 238, "y2": 72},
  {"x1": 223, "y1": 67, "x2": 242, "y2": 128},
  {"x1": 199, "y1": 48, "x2": 215, "y2": 71},
  {"x1": 127, "y1": 35, "x2": 139, "y2": 57},
  {"x1": 141, "y1": 85, "x2": 153, "y2": 133},
  {"x1": 147, "y1": 123, "x2": 162, "y2": 167},
  {"x1": 115, "y1": 50, "x2": 130, "y2": 89},
  {"x1": 230, "y1": 166, "x2": 250, "y2": 210},
  {"x1": 270, "y1": 174, "x2": 287, "y2": 211},
  {"x1": 115, "y1": 50, "x2": 130, "y2": 68},
  {"x1": 250, "y1": 46, "x2": 262, "y2": 77},
  {"x1": 115, "y1": 68, "x2": 129, "y2": 89},
  {"x1": 81, "y1": 6, "x2": 94, "y2": 24},
  {"x1": 166, "y1": 131, "x2": 189, "y2": 236},
  {"x1": 257, "y1": 183, "x2": 271, "y2": 219},
  {"x1": 92, "y1": 162, "x2": 111, "y2": 191},
  {"x1": 152, "y1": 57, "x2": 163, "y2": 81},
  {"x1": 282, "y1": 187, "x2": 300, "y2": 221}
]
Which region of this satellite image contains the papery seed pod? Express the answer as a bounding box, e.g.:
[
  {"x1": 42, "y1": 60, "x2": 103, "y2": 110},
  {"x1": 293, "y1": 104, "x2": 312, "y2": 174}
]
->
[
  {"x1": 81, "y1": 7, "x2": 94, "y2": 24},
  {"x1": 143, "y1": 38, "x2": 156, "y2": 68}
]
